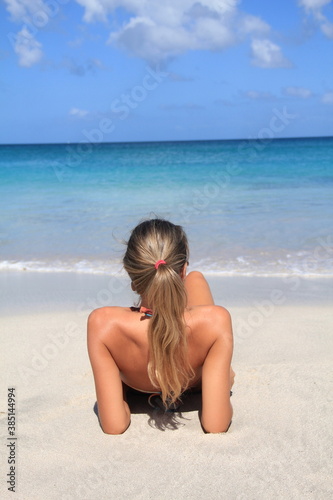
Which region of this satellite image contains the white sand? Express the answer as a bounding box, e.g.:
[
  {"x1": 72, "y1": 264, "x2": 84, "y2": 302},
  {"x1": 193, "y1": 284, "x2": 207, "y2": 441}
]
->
[{"x1": 0, "y1": 272, "x2": 332, "y2": 499}]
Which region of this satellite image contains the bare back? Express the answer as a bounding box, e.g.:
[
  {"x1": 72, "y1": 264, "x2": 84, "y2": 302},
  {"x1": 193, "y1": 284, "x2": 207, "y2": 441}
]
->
[
  {"x1": 90, "y1": 303, "x2": 227, "y2": 392},
  {"x1": 87, "y1": 271, "x2": 234, "y2": 434}
]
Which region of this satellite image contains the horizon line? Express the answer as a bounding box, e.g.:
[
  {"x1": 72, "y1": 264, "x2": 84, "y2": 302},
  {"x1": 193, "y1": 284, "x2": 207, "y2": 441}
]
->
[{"x1": 1, "y1": 134, "x2": 332, "y2": 147}]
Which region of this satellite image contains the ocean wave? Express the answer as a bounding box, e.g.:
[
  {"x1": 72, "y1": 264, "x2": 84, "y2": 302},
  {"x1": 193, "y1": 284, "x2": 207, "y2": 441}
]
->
[
  {"x1": 1, "y1": 257, "x2": 332, "y2": 278},
  {"x1": 0, "y1": 259, "x2": 125, "y2": 275}
]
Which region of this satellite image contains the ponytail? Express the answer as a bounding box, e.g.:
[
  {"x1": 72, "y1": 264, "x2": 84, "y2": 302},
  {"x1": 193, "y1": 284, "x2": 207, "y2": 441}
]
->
[
  {"x1": 146, "y1": 265, "x2": 193, "y2": 406},
  {"x1": 123, "y1": 219, "x2": 194, "y2": 407}
]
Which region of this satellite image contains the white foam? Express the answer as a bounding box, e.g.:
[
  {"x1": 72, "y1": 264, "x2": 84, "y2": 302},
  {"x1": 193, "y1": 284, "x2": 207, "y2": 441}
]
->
[
  {"x1": 1, "y1": 256, "x2": 332, "y2": 278},
  {"x1": 0, "y1": 259, "x2": 126, "y2": 275}
]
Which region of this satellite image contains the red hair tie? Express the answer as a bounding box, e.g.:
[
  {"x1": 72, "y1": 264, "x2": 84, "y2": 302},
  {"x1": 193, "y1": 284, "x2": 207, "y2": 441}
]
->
[{"x1": 155, "y1": 259, "x2": 166, "y2": 270}]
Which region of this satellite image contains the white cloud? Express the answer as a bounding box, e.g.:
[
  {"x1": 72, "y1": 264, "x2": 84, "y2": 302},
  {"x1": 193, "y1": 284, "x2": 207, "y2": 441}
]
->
[
  {"x1": 283, "y1": 86, "x2": 313, "y2": 98},
  {"x1": 4, "y1": 0, "x2": 46, "y2": 22},
  {"x1": 322, "y1": 92, "x2": 333, "y2": 104},
  {"x1": 298, "y1": 0, "x2": 331, "y2": 11},
  {"x1": 107, "y1": 16, "x2": 194, "y2": 62},
  {"x1": 250, "y1": 39, "x2": 292, "y2": 68},
  {"x1": 63, "y1": 57, "x2": 105, "y2": 76},
  {"x1": 237, "y1": 14, "x2": 270, "y2": 36},
  {"x1": 4, "y1": 0, "x2": 292, "y2": 67},
  {"x1": 244, "y1": 90, "x2": 276, "y2": 100},
  {"x1": 298, "y1": 0, "x2": 333, "y2": 38},
  {"x1": 75, "y1": 0, "x2": 110, "y2": 22},
  {"x1": 13, "y1": 27, "x2": 43, "y2": 67},
  {"x1": 69, "y1": 107, "x2": 89, "y2": 117},
  {"x1": 320, "y1": 20, "x2": 333, "y2": 37},
  {"x1": 4, "y1": 0, "x2": 54, "y2": 67},
  {"x1": 76, "y1": 0, "x2": 271, "y2": 63},
  {"x1": 76, "y1": 0, "x2": 239, "y2": 23}
]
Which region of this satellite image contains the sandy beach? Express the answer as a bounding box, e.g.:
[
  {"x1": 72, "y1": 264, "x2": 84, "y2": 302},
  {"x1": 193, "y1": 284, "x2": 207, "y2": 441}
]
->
[{"x1": 1, "y1": 271, "x2": 332, "y2": 499}]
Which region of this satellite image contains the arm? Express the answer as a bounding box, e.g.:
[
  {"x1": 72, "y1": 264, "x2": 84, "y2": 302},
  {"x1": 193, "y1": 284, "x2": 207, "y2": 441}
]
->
[
  {"x1": 200, "y1": 307, "x2": 234, "y2": 433},
  {"x1": 87, "y1": 309, "x2": 131, "y2": 435}
]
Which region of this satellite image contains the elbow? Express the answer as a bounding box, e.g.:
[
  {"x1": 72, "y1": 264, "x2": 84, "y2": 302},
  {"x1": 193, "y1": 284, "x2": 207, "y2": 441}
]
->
[
  {"x1": 102, "y1": 428, "x2": 126, "y2": 435},
  {"x1": 201, "y1": 420, "x2": 232, "y2": 434},
  {"x1": 101, "y1": 421, "x2": 130, "y2": 435},
  {"x1": 99, "y1": 414, "x2": 131, "y2": 435},
  {"x1": 97, "y1": 402, "x2": 131, "y2": 435},
  {"x1": 200, "y1": 406, "x2": 233, "y2": 434}
]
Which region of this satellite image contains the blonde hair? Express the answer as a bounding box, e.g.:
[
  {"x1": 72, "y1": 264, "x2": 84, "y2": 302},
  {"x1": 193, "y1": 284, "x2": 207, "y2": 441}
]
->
[{"x1": 123, "y1": 218, "x2": 194, "y2": 407}]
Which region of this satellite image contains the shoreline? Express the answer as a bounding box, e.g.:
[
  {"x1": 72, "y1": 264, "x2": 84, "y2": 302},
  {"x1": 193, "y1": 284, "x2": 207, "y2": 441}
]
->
[{"x1": 1, "y1": 269, "x2": 332, "y2": 315}]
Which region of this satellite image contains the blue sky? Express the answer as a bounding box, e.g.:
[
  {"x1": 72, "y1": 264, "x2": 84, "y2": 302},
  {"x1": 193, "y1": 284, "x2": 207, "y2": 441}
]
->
[{"x1": 1, "y1": 0, "x2": 333, "y2": 144}]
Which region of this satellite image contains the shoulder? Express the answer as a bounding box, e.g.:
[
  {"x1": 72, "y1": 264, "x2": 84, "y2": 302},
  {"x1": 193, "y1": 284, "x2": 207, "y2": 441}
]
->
[
  {"x1": 188, "y1": 304, "x2": 231, "y2": 327},
  {"x1": 88, "y1": 306, "x2": 124, "y2": 325},
  {"x1": 87, "y1": 307, "x2": 128, "y2": 341},
  {"x1": 209, "y1": 305, "x2": 232, "y2": 342},
  {"x1": 187, "y1": 305, "x2": 233, "y2": 345}
]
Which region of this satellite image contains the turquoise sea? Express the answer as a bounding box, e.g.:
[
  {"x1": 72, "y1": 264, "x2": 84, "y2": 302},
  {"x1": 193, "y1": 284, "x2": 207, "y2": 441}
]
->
[{"x1": 0, "y1": 137, "x2": 332, "y2": 276}]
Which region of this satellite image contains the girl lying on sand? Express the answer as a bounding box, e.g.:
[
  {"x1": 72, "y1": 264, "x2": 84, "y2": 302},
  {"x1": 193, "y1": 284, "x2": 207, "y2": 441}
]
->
[{"x1": 87, "y1": 218, "x2": 234, "y2": 434}]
